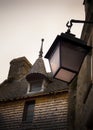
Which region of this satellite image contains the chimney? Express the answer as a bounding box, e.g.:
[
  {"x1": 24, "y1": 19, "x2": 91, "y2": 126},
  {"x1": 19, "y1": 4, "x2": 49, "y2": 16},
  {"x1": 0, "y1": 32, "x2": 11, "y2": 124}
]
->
[{"x1": 8, "y1": 57, "x2": 32, "y2": 80}]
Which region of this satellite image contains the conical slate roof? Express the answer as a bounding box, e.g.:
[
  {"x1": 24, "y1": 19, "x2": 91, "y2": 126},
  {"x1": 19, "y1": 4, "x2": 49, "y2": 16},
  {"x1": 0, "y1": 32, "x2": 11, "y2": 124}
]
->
[{"x1": 26, "y1": 39, "x2": 47, "y2": 81}]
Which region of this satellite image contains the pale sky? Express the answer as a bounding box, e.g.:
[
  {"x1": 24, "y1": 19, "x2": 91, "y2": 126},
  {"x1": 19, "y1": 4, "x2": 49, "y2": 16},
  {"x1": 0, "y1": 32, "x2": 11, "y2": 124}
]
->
[{"x1": 0, "y1": 0, "x2": 85, "y2": 83}]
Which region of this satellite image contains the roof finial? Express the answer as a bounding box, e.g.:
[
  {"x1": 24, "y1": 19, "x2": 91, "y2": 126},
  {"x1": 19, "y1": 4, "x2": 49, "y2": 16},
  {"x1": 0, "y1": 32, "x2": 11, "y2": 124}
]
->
[{"x1": 39, "y1": 38, "x2": 44, "y2": 58}]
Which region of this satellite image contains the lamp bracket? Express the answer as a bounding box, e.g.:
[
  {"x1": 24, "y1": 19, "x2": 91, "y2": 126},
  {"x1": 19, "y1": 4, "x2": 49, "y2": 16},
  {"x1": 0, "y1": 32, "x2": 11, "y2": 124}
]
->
[{"x1": 66, "y1": 19, "x2": 93, "y2": 33}]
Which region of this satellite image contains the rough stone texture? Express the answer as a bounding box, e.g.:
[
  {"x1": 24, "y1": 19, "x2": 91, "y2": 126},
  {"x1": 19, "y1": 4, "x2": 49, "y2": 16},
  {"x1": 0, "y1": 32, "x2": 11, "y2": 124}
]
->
[
  {"x1": 75, "y1": 1, "x2": 93, "y2": 130},
  {"x1": 8, "y1": 57, "x2": 32, "y2": 80},
  {"x1": 68, "y1": 78, "x2": 77, "y2": 130},
  {"x1": 0, "y1": 100, "x2": 24, "y2": 130},
  {"x1": 0, "y1": 92, "x2": 68, "y2": 130},
  {"x1": 84, "y1": 0, "x2": 93, "y2": 20}
]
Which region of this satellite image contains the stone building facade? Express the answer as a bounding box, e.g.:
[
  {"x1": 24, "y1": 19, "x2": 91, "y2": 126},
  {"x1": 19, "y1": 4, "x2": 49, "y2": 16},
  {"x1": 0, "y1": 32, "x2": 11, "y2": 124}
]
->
[
  {"x1": 75, "y1": 0, "x2": 93, "y2": 130},
  {"x1": 0, "y1": 47, "x2": 69, "y2": 130}
]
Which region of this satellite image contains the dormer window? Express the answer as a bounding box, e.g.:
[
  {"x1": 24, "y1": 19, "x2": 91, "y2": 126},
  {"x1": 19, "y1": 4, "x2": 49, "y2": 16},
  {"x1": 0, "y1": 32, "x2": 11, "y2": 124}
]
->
[
  {"x1": 26, "y1": 40, "x2": 47, "y2": 94},
  {"x1": 27, "y1": 79, "x2": 45, "y2": 93}
]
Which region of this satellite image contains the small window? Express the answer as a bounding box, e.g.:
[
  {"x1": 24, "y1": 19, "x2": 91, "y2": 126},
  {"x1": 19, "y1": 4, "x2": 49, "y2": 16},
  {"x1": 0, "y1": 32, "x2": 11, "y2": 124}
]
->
[
  {"x1": 27, "y1": 80, "x2": 44, "y2": 93},
  {"x1": 23, "y1": 101, "x2": 35, "y2": 122},
  {"x1": 30, "y1": 80, "x2": 42, "y2": 92}
]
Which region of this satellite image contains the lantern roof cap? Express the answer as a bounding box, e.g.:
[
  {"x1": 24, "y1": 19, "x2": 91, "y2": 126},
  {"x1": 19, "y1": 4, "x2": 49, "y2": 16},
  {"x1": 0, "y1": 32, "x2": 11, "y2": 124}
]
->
[{"x1": 45, "y1": 32, "x2": 92, "y2": 59}]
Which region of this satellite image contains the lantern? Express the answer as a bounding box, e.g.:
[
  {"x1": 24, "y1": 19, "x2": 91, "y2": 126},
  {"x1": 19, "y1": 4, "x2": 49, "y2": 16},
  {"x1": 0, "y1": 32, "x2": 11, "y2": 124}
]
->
[{"x1": 45, "y1": 32, "x2": 91, "y2": 84}]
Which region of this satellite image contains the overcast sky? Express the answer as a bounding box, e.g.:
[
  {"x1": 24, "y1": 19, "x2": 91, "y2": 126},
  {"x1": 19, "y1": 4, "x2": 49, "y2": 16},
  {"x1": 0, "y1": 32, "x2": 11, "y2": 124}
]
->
[{"x1": 0, "y1": 0, "x2": 84, "y2": 83}]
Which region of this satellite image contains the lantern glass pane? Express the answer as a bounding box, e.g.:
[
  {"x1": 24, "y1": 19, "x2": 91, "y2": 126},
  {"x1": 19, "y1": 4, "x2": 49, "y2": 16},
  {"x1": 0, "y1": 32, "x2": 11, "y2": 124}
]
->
[
  {"x1": 61, "y1": 42, "x2": 86, "y2": 72},
  {"x1": 55, "y1": 68, "x2": 76, "y2": 83},
  {"x1": 49, "y1": 44, "x2": 60, "y2": 75}
]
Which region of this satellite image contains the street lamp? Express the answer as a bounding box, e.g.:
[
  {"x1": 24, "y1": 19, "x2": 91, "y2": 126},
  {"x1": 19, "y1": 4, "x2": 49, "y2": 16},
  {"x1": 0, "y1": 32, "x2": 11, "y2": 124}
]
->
[{"x1": 45, "y1": 19, "x2": 92, "y2": 84}]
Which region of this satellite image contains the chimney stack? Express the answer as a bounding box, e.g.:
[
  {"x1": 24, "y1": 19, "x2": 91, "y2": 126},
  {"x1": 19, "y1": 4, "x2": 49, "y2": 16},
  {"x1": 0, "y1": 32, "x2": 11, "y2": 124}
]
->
[{"x1": 8, "y1": 57, "x2": 32, "y2": 80}]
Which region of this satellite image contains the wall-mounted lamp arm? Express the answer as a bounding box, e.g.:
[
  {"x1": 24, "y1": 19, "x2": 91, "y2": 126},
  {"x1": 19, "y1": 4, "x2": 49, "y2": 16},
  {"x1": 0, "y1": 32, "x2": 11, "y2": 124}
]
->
[{"x1": 66, "y1": 19, "x2": 93, "y2": 33}]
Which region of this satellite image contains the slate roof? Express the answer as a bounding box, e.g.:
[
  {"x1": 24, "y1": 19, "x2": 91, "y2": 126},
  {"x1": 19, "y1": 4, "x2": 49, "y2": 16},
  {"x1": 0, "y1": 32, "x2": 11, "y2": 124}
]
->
[
  {"x1": 0, "y1": 43, "x2": 68, "y2": 102},
  {"x1": 26, "y1": 57, "x2": 47, "y2": 81},
  {"x1": 26, "y1": 41, "x2": 47, "y2": 81},
  {"x1": 0, "y1": 73, "x2": 68, "y2": 102}
]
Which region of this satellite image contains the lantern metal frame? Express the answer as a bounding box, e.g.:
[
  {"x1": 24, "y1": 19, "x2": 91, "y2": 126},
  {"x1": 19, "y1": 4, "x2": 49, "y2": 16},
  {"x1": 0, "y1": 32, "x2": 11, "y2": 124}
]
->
[{"x1": 45, "y1": 19, "x2": 93, "y2": 84}]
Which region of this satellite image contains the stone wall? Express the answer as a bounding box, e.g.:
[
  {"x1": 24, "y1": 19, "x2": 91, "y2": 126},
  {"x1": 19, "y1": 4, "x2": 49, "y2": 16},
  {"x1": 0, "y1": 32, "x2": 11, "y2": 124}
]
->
[
  {"x1": 75, "y1": 0, "x2": 93, "y2": 129},
  {"x1": 0, "y1": 100, "x2": 24, "y2": 130},
  {"x1": 0, "y1": 92, "x2": 68, "y2": 130}
]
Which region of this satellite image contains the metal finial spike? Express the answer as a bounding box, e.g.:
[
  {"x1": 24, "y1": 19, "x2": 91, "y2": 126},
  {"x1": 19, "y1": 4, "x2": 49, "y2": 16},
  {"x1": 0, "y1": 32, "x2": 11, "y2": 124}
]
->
[
  {"x1": 39, "y1": 38, "x2": 44, "y2": 58},
  {"x1": 41, "y1": 38, "x2": 44, "y2": 43}
]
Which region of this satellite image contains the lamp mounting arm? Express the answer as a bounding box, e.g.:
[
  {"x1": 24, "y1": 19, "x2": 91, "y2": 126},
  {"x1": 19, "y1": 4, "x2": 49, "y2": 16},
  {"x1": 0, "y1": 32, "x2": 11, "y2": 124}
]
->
[{"x1": 66, "y1": 19, "x2": 93, "y2": 33}]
